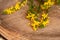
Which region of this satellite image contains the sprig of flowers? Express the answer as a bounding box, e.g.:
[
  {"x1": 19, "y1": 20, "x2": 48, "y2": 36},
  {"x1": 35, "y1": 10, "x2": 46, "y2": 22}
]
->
[
  {"x1": 26, "y1": 11, "x2": 39, "y2": 31},
  {"x1": 2, "y1": 0, "x2": 27, "y2": 14},
  {"x1": 40, "y1": 12, "x2": 49, "y2": 28},
  {"x1": 41, "y1": 0, "x2": 55, "y2": 10},
  {"x1": 26, "y1": 0, "x2": 55, "y2": 31}
]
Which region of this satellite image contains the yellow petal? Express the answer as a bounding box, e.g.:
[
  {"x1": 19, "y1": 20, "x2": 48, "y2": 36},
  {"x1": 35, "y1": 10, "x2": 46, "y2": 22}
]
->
[
  {"x1": 42, "y1": 19, "x2": 49, "y2": 26},
  {"x1": 31, "y1": 23, "x2": 37, "y2": 31},
  {"x1": 34, "y1": 20, "x2": 40, "y2": 25},
  {"x1": 15, "y1": 2, "x2": 21, "y2": 10},
  {"x1": 42, "y1": 13, "x2": 48, "y2": 19}
]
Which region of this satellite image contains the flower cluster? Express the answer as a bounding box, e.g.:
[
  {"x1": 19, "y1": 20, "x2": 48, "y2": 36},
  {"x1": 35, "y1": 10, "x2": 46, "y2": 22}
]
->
[
  {"x1": 41, "y1": 0, "x2": 55, "y2": 9},
  {"x1": 40, "y1": 12, "x2": 49, "y2": 27},
  {"x1": 26, "y1": 11, "x2": 49, "y2": 31},
  {"x1": 3, "y1": 0, "x2": 27, "y2": 14},
  {"x1": 26, "y1": 0, "x2": 55, "y2": 31},
  {"x1": 26, "y1": 11, "x2": 39, "y2": 31}
]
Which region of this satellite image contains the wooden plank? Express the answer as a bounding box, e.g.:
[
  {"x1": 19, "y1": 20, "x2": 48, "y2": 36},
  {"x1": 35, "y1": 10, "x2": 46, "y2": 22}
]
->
[{"x1": 0, "y1": 25, "x2": 29, "y2": 40}]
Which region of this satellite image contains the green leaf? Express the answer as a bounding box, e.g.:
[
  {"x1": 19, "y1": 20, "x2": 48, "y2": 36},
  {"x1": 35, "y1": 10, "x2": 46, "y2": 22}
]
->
[
  {"x1": 36, "y1": 5, "x2": 41, "y2": 13},
  {"x1": 35, "y1": 18, "x2": 39, "y2": 21},
  {"x1": 43, "y1": 18, "x2": 48, "y2": 21},
  {"x1": 2, "y1": 11, "x2": 8, "y2": 15},
  {"x1": 39, "y1": 24, "x2": 45, "y2": 28},
  {"x1": 57, "y1": 0, "x2": 60, "y2": 5}
]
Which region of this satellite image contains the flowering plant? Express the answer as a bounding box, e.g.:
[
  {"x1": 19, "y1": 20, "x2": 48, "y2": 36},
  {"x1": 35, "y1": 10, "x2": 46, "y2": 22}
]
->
[
  {"x1": 2, "y1": 0, "x2": 27, "y2": 14},
  {"x1": 26, "y1": 0, "x2": 56, "y2": 31}
]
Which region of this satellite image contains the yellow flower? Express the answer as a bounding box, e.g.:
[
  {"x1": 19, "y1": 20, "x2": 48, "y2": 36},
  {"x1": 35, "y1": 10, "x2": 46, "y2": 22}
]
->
[
  {"x1": 31, "y1": 14, "x2": 35, "y2": 17},
  {"x1": 3, "y1": 2, "x2": 21, "y2": 14},
  {"x1": 26, "y1": 12, "x2": 36, "y2": 20},
  {"x1": 44, "y1": 2, "x2": 48, "y2": 5},
  {"x1": 46, "y1": 0, "x2": 54, "y2": 7},
  {"x1": 31, "y1": 20, "x2": 40, "y2": 31},
  {"x1": 15, "y1": 2, "x2": 21, "y2": 10},
  {"x1": 31, "y1": 17, "x2": 35, "y2": 21},
  {"x1": 31, "y1": 23, "x2": 37, "y2": 31},
  {"x1": 49, "y1": 2, "x2": 54, "y2": 7},
  {"x1": 3, "y1": 0, "x2": 27, "y2": 15},
  {"x1": 41, "y1": 5, "x2": 46, "y2": 9},
  {"x1": 4, "y1": 8, "x2": 12, "y2": 14},
  {"x1": 31, "y1": 16, "x2": 37, "y2": 21},
  {"x1": 48, "y1": 0, "x2": 55, "y2": 7},
  {"x1": 26, "y1": 12, "x2": 32, "y2": 19},
  {"x1": 42, "y1": 13, "x2": 48, "y2": 19},
  {"x1": 26, "y1": 14, "x2": 31, "y2": 19},
  {"x1": 21, "y1": 0, "x2": 27, "y2": 7},
  {"x1": 42, "y1": 19, "x2": 49, "y2": 26},
  {"x1": 3, "y1": 6, "x2": 16, "y2": 14},
  {"x1": 41, "y1": 0, "x2": 55, "y2": 9},
  {"x1": 33, "y1": 20, "x2": 40, "y2": 26},
  {"x1": 10, "y1": 6, "x2": 16, "y2": 12},
  {"x1": 31, "y1": 14, "x2": 38, "y2": 21}
]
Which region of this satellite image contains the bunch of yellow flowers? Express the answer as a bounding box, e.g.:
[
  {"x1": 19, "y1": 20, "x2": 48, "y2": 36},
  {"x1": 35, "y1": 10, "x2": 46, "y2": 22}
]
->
[
  {"x1": 26, "y1": 0, "x2": 54, "y2": 31},
  {"x1": 26, "y1": 11, "x2": 40, "y2": 31},
  {"x1": 26, "y1": 11, "x2": 38, "y2": 21},
  {"x1": 40, "y1": 12, "x2": 49, "y2": 27},
  {"x1": 31, "y1": 20, "x2": 40, "y2": 31},
  {"x1": 41, "y1": 0, "x2": 55, "y2": 9},
  {"x1": 3, "y1": 0, "x2": 27, "y2": 14},
  {"x1": 26, "y1": 11, "x2": 49, "y2": 31}
]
